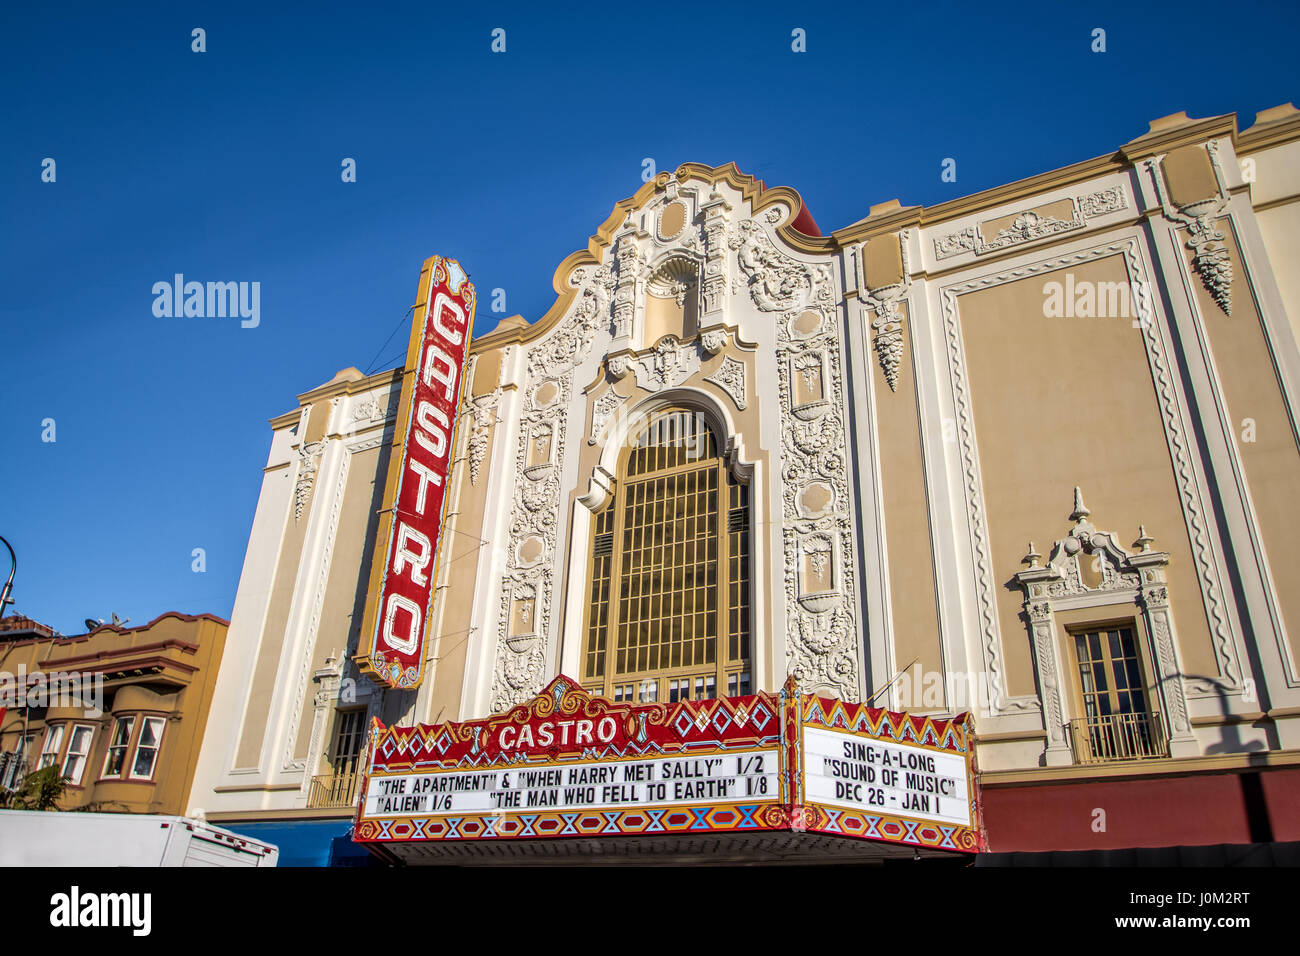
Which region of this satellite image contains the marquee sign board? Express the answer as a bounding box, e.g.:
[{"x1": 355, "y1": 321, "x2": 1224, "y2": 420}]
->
[
  {"x1": 353, "y1": 676, "x2": 979, "y2": 855},
  {"x1": 357, "y1": 255, "x2": 476, "y2": 689}
]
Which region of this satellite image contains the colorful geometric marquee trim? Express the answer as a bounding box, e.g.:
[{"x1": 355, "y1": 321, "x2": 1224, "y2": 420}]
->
[
  {"x1": 799, "y1": 694, "x2": 973, "y2": 756},
  {"x1": 354, "y1": 801, "x2": 787, "y2": 843},
  {"x1": 353, "y1": 675, "x2": 981, "y2": 854}
]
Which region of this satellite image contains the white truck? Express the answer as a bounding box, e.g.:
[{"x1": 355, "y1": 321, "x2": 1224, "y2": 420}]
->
[{"x1": 0, "y1": 809, "x2": 279, "y2": 866}]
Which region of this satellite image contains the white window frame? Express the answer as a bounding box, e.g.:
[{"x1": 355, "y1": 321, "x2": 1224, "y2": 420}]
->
[
  {"x1": 60, "y1": 723, "x2": 96, "y2": 785},
  {"x1": 37, "y1": 725, "x2": 65, "y2": 770},
  {"x1": 128, "y1": 716, "x2": 166, "y2": 781},
  {"x1": 100, "y1": 715, "x2": 135, "y2": 779}
]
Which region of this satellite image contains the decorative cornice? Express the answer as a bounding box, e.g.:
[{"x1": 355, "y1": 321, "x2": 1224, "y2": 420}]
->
[
  {"x1": 1236, "y1": 104, "x2": 1300, "y2": 153},
  {"x1": 1119, "y1": 112, "x2": 1238, "y2": 164}
]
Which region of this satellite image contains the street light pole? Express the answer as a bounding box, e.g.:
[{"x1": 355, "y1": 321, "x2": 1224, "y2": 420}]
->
[{"x1": 0, "y1": 535, "x2": 15, "y2": 619}]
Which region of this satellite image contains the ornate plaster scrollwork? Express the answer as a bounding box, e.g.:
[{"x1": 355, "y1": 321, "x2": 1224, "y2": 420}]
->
[
  {"x1": 588, "y1": 388, "x2": 625, "y2": 445},
  {"x1": 1147, "y1": 145, "x2": 1233, "y2": 315},
  {"x1": 460, "y1": 353, "x2": 502, "y2": 486},
  {"x1": 987, "y1": 211, "x2": 1079, "y2": 249},
  {"x1": 627, "y1": 334, "x2": 698, "y2": 393},
  {"x1": 733, "y1": 216, "x2": 858, "y2": 698},
  {"x1": 704, "y1": 355, "x2": 747, "y2": 410},
  {"x1": 730, "y1": 218, "x2": 824, "y2": 312},
  {"x1": 1013, "y1": 488, "x2": 1199, "y2": 761},
  {"x1": 527, "y1": 266, "x2": 616, "y2": 383},
  {"x1": 491, "y1": 264, "x2": 615, "y2": 711},
  {"x1": 932, "y1": 188, "x2": 1127, "y2": 262},
  {"x1": 464, "y1": 391, "x2": 501, "y2": 485},
  {"x1": 646, "y1": 256, "x2": 698, "y2": 308},
  {"x1": 859, "y1": 230, "x2": 913, "y2": 393},
  {"x1": 606, "y1": 355, "x2": 631, "y2": 380},
  {"x1": 933, "y1": 208, "x2": 1083, "y2": 260},
  {"x1": 351, "y1": 392, "x2": 387, "y2": 425},
  {"x1": 1079, "y1": 186, "x2": 1129, "y2": 218},
  {"x1": 700, "y1": 191, "x2": 733, "y2": 316},
  {"x1": 612, "y1": 235, "x2": 644, "y2": 340},
  {"x1": 700, "y1": 328, "x2": 728, "y2": 356},
  {"x1": 293, "y1": 440, "x2": 325, "y2": 522}
]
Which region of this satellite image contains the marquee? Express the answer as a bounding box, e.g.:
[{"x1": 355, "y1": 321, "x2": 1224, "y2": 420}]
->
[{"x1": 352, "y1": 676, "x2": 980, "y2": 862}]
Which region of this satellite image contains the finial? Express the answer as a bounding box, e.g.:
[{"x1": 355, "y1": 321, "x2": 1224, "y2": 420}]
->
[
  {"x1": 1070, "y1": 486, "x2": 1091, "y2": 523},
  {"x1": 1135, "y1": 526, "x2": 1155, "y2": 552},
  {"x1": 1022, "y1": 542, "x2": 1043, "y2": 569}
]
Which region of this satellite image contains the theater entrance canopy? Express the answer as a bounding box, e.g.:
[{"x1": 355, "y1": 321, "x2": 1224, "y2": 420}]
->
[{"x1": 352, "y1": 676, "x2": 979, "y2": 865}]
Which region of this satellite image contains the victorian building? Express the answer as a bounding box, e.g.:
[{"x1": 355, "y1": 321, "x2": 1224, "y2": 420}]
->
[
  {"x1": 189, "y1": 104, "x2": 1300, "y2": 862},
  {"x1": 0, "y1": 612, "x2": 228, "y2": 817}
]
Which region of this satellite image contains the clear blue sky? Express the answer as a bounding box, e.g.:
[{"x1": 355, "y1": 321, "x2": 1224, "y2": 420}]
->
[{"x1": 1, "y1": 1, "x2": 1296, "y2": 635}]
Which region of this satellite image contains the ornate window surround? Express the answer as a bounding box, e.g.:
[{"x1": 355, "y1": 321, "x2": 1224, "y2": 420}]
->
[
  {"x1": 577, "y1": 406, "x2": 751, "y2": 700},
  {"x1": 562, "y1": 387, "x2": 762, "y2": 690},
  {"x1": 1013, "y1": 488, "x2": 1200, "y2": 765}
]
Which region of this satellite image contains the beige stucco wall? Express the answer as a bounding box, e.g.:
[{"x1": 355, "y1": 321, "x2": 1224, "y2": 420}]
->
[
  {"x1": 958, "y1": 254, "x2": 1218, "y2": 696},
  {"x1": 290, "y1": 444, "x2": 386, "y2": 759},
  {"x1": 1255, "y1": 201, "x2": 1300, "y2": 360},
  {"x1": 873, "y1": 303, "x2": 944, "y2": 705},
  {"x1": 235, "y1": 443, "x2": 310, "y2": 768},
  {"x1": 1186, "y1": 225, "x2": 1300, "y2": 668},
  {"x1": 425, "y1": 398, "x2": 498, "y2": 723}
]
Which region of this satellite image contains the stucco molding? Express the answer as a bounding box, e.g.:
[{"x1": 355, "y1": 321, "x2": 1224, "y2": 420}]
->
[
  {"x1": 733, "y1": 216, "x2": 859, "y2": 699},
  {"x1": 292, "y1": 441, "x2": 324, "y2": 523},
  {"x1": 1146, "y1": 147, "x2": 1234, "y2": 315},
  {"x1": 489, "y1": 265, "x2": 615, "y2": 711},
  {"x1": 281, "y1": 429, "x2": 351, "y2": 773},
  {"x1": 588, "y1": 387, "x2": 627, "y2": 445},
  {"x1": 932, "y1": 187, "x2": 1129, "y2": 262},
  {"x1": 1014, "y1": 489, "x2": 1200, "y2": 761},
  {"x1": 704, "y1": 354, "x2": 747, "y2": 410},
  {"x1": 858, "y1": 230, "x2": 913, "y2": 393},
  {"x1": 937, "y1": 236, "x2": 1241, "y2": 715},
  {"x1": 631, "y1": 333, "x2": 697, "y2": 391},
  {"x1": 463, "y1": 355, "x2": 504, "y2": 487}
]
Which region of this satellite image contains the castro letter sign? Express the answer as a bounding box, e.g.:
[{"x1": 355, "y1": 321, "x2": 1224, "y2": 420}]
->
[{"x1": 359, "y1": 255, "x2": 476, "y2": 688}]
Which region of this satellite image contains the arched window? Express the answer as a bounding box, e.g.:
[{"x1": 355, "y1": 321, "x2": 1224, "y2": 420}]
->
[{"x1": 582, "y1": 407, "x2": 751, "y2": 703}]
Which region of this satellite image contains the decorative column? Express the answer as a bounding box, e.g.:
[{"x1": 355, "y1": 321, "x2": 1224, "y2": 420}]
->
[
  {"x1": 1130, "y1": 541, "x2": 1200, "y2": 758},
  {"x1": 611, "y1": 230, "x2": 644, "y2": 346},
  {"x1": 1017, "y1": 548, "x2": 1075, "y2": 766},
  {"x1": 699, "y1": 189, "x2": 733, "y2": 323}
]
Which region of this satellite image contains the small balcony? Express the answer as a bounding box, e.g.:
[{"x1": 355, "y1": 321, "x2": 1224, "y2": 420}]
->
[
  {"x1": 1069, "y1": 711, "x2": 1168, "y2": 763},
  {"x1": 306, "y1": 771, "x2": 360, "y2": 809}
]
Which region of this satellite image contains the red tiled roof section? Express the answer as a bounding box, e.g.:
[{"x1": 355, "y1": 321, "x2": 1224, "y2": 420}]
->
[
  {"x1": 753, "y1": 176, "x2": 821, "y2": 236},
  {"x1": 0, "y1": 614, "x2": 54, "y2": 637}
]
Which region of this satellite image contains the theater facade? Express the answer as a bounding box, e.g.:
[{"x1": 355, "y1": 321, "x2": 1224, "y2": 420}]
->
[{"x1": 189, "y1": 105, "x2": 1300, "y2": 863}]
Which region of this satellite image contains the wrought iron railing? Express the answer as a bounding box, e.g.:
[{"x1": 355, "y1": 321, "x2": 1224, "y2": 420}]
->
[
  {"x1": 306, "y1": 771, "x2": 360, "y2": 809},
  {"x1": 1069, "y1": 711, "x2": 1168, "y2": 763}
]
